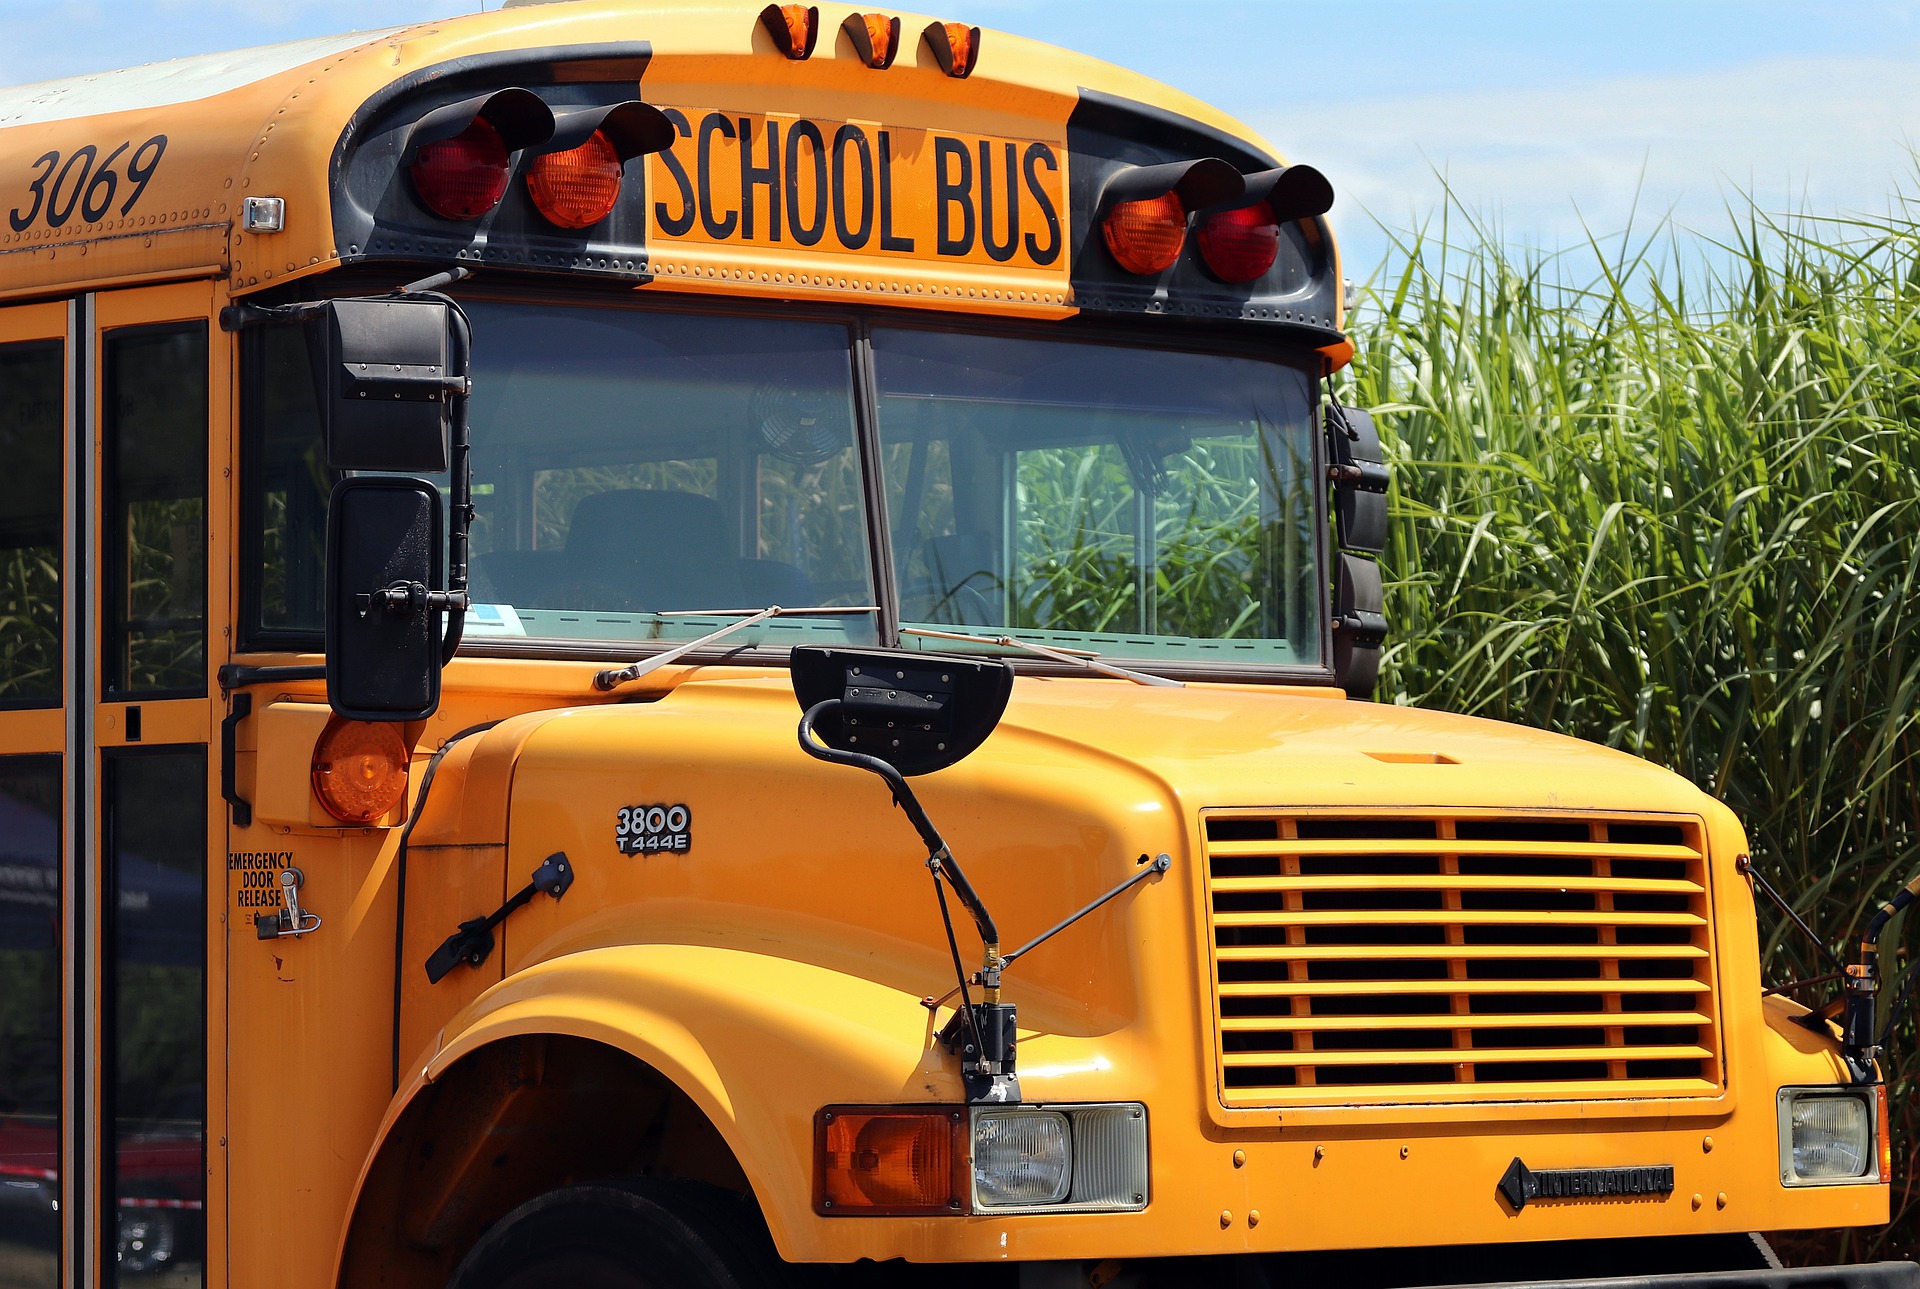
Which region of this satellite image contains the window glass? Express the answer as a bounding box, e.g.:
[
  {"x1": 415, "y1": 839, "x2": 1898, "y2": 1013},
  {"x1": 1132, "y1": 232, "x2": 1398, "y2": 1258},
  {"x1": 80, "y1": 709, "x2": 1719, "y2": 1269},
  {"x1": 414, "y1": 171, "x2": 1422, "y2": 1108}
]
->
[
  {"x1": 0, "y1": 756, "x2": 61, "y2": 1288},
  {"x1": 250, "y1": 304, "x2": 876, "y2": 650},
  {"x1": 874, "y1": 329, "x2": 1320, "y2": 664},
  {"x1": 0, "y1": 341, "x2": 63, "y2": 704},
  {"x1": 104, "y1": 749, "x2": 205, "y2": 1286},
  {"x1": 105, "y1": 325, "x2": 207, "y2": 697}
]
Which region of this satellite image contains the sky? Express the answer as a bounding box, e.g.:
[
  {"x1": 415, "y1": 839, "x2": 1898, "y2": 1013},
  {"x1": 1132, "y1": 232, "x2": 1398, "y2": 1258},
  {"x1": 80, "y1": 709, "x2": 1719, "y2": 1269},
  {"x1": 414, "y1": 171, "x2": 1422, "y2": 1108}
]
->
[{"x1": 4, "y1": 0, "x2": 1918, "y2": 280}]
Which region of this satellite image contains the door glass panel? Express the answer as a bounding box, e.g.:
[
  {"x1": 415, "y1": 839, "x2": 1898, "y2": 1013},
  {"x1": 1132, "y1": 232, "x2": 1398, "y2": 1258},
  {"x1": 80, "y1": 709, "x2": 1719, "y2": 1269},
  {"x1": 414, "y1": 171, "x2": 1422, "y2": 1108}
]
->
[
  {"x1": 104, "y1": 750, "x2": 204, "y2": 1286},
  {"x1": 0, "y1": 341, "x2": 63, "y2": 705},
  {"x1": 0, "y1": 756, "x2": 61, "y2": 1288},
  {"x1": 104, "y1": 325, "x2": 207, "y2": 698}
]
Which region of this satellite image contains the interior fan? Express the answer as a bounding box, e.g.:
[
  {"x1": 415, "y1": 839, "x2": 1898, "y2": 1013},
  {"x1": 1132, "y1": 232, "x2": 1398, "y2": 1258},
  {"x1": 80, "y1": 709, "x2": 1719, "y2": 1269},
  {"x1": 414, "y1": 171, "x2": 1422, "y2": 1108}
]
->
[{"x1": 753, "y1": 381, "x2": 849, "y2": 466}]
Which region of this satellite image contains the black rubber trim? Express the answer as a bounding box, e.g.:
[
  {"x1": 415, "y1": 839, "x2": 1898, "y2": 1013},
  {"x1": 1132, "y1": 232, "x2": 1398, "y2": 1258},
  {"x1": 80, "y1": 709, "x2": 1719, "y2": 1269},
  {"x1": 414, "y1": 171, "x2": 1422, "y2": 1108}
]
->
[
  {"x1": 329, "y1": 42, "x2": 654, "y2": 181},
  {"x1": 1450, "y1": 1263, "x2": 1920, "y2": 1289},
  {"x1": 1068, "y1": 87, "x2": 1279, "y2": 172}
]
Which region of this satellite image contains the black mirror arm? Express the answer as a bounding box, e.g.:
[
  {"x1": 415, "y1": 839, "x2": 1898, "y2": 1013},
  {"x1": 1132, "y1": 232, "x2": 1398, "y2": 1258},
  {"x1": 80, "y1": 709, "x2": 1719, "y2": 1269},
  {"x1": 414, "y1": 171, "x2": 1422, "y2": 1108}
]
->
[
  {"x1": 798, "y1": 699, "x2": 1000, "y2": 948},
  {"x1": 430, "y1": 293, "x2": 473, "y2": 666}
]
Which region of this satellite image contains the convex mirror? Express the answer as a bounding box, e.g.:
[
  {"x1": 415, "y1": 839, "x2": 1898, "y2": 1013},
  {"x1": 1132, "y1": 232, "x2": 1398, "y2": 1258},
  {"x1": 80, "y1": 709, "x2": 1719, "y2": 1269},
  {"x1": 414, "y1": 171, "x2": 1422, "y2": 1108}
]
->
[
  {"x1": 326, "y1": 477, "x2": 444, "y2": 721},
  {"x1": 322, "y1": 296, "x2": 455, "y2": 472},
  {"x1": 792, "y1": 645, "x2": 1014, "y2": 776}
]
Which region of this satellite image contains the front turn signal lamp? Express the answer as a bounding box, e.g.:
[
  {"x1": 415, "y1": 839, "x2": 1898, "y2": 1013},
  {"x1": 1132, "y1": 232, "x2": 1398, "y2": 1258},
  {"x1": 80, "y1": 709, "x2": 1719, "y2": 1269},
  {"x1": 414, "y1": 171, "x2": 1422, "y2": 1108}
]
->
[
  {"x1": 817, "y1": 1108, "x2": 965, "y2": 1214},
  {"x1": 1778, "y1": 1086, "x2": 1883, "y2": 1185},
  {"x1": 311, "y1": 716, "x2": 409, "y2": 824},
  {"x1": 817, "y1": 1104, "x2": 1148, "y2": 1216}
]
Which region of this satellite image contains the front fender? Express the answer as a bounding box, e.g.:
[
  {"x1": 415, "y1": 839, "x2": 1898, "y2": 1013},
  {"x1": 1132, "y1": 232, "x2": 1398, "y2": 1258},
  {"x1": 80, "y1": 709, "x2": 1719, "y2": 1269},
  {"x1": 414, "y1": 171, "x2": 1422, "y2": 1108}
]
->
[{"x1": 381, "y1": 944, "x2": 962, "y2": 1261}]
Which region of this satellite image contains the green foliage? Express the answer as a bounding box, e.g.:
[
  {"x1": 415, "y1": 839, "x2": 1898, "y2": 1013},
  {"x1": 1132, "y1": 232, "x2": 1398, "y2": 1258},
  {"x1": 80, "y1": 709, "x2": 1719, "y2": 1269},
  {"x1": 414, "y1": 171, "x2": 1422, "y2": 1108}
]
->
[{"x1": 1343, "y1": 201, "x2": 1920, "y2": 1259}]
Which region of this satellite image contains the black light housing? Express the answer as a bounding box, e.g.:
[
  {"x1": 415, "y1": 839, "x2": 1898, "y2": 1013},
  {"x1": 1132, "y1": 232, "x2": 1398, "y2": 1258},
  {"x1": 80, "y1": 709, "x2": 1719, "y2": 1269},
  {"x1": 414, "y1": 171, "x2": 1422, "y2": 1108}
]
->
[
  {"x1": 1235, "y1": 164, "x2": 1335, "y2": 222},
  {"x1": 1098, "y1": 158, "x2": 1244, "y2": 213},
  {"x1": 402, "y1": 87, "x2": 554, "y2": 158},
  {"x1": 537, "y1": 101, "x2": 675, "y2": 161}
]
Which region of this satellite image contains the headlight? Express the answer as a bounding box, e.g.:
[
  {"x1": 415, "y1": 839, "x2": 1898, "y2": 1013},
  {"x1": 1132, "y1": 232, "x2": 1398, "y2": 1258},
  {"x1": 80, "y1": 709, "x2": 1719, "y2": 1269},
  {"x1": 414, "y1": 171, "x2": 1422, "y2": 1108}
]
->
[
  {"x1": 1778, "y1": 1087, "x2": 1879, "y2": 1185},
  {"x1": 973, "y1": 1110, "x2": 1071, "y2": 1205},
  {"x1": 971, "y1": 1104, "x2": 1148, "y2": 1213}
]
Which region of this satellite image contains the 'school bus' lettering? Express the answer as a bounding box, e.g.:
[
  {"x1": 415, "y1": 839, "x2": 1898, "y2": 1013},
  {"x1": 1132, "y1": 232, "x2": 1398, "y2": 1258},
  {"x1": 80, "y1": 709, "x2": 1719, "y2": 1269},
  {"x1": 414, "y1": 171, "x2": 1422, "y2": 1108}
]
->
[{"x1": 650, "y1": 109, "x2": 1065, "y2": 271}]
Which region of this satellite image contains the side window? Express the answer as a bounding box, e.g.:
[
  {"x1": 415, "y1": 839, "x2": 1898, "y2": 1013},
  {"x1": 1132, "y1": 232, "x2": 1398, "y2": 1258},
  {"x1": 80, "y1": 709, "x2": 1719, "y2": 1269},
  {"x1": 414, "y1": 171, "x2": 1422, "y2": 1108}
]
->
[
  {"x1": 0, "y1": 756, "x2": 61, "y2": 1287},
  {"x1": 104, "y1": 749, "x2": 206, "y2": 1286},
  {"x1": 0, "y1": 341, "x2": 64, "y2": 704},
  {"x1": 103, "y1": 324, "x2": 207, "y2": 697}
]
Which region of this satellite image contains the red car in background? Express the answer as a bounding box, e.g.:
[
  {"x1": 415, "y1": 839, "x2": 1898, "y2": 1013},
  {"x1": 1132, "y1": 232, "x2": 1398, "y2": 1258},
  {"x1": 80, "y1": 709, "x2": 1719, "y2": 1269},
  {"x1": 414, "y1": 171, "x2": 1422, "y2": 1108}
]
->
[{"x1": 0, "y1": 1114, "x2": 203, "y2": 1275}]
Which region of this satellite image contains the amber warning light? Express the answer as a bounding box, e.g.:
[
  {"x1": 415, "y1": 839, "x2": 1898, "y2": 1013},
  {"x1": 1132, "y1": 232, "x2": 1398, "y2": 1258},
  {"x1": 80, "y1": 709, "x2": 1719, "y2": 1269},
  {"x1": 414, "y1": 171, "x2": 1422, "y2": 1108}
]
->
[{"x1": 525, "y1": 102, "x2": 674, "y2": 230}]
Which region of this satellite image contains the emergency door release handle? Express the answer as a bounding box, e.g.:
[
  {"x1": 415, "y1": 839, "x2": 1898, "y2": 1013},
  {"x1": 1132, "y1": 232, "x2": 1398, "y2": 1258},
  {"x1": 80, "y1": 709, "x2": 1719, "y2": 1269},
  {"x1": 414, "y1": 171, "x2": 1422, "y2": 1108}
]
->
[{"x1": 256, "y1": 867, "x2": 322, "y2": 940}]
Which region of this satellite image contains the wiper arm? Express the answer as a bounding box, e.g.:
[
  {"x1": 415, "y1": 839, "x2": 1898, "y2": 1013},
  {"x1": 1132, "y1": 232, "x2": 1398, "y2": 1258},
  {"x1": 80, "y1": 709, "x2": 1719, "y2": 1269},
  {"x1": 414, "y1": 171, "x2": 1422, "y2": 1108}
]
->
[
  {"x1": 901, "y1": 626, "x2": 1183, "y2": 687},
  {"x1": 593, "y1": 605, "x2": 879, "y2": 692}
]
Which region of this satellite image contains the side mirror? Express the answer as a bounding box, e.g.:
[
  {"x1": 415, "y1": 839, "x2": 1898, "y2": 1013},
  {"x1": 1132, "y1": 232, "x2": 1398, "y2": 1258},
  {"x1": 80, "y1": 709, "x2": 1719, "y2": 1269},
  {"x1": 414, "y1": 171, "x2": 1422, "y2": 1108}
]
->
[
  {"x1": 321, "y1": 297, "x2": 456, "y2": 472},
  {"x1": 791, "y1": 646, "x2": 1013, "y2": 776},
  {"x1": 326, "y1": 477, "x2": 446, "y2": 721}
]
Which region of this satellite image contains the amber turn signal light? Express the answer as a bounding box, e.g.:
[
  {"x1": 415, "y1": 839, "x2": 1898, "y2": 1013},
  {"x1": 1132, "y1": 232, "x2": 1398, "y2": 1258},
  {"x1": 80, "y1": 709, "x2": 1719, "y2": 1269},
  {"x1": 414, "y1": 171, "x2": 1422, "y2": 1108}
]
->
[
  {"x1": 843, "y1": 13, "x2": 901, "y2": 68},
  {"x1": 1879, "y1": 1084, "x2": 1894, "y2": 1183},
  {"x1": 527, "y1": 129, "x2": 623, "y2": 229},
  {"x1": 922, "y1": 21, "x2": 981, "y2": 77},
  {"x1": 1103, "y1": 191, "x2": 1188, "y2": 275},
  {"x1": 759, "y1": 3, "x2": 819, "y2": 58},
  {"x1": 311, "y1": 716, "x2": 409, "y2": 824},
  {"x1": 816, "y1": 1108, "x2": 966, "y2": 1215}
]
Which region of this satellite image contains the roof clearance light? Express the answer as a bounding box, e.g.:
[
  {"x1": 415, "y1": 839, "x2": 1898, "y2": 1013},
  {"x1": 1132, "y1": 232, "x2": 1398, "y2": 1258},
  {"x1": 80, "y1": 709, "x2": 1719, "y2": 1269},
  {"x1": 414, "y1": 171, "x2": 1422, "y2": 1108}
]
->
[
  {"x1": 844, "y1": 12, "x2": 901, "y2": 68},
  {"x1": 1103, "y1": 191, "x2": 1187, "y2": 275},
  {"x1": 527, "y1": 129, "x2": 624, "y2": 229},
  {"x1": 410, "y1": 118, "x2": 512, "y2": 221},
  {"x1": 1198, "y1": 198, "x2": 1281, "y2": 283},
  {"x1": 759, "y1": 3, "x2": 820, "y2": 59},
  {"x1": 311, "y1": 716, "x2": 409, "y2": 825},
  {"x1": 923, "y1": 21, "x2": 982, "y2": 77}
]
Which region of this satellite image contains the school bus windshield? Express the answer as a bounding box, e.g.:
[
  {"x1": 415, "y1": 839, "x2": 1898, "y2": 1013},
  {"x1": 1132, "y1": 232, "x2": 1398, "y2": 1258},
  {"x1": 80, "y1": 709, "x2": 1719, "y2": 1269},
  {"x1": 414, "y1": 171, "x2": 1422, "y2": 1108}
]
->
[
  {"x1": 876, "y1": 329, "x2": 1322, "y2": 666},
  {"x1": 249, "y1": 300, "x2": 1322, "y2": 666}
]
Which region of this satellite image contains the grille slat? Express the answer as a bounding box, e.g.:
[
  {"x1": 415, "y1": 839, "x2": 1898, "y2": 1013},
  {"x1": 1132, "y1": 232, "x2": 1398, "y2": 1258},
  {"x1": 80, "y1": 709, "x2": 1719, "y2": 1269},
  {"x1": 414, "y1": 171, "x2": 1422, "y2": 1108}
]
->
[
  {"x1": 1222, "y1": 1043, "x2": 1713, "y2": 1068},
  {"x1": 1217, "y1": 977, "x2": 1708, "y2": 997},
  {"x1": 1206, "y1": 838, "x2": 1702, "y2": 861},
  {"x1": 1213, "y1": 909, "x2": 1705, "y2": 929},
  {"x1": 1217, "y1": 942, "x2": 1707, "y2": 962},
  {"x1": 1213, "y1": 874, "x2": 1703, "y2": 896},
  {"x1": 1204, "y1": 812, "x2": 1721, "y2": 1105},
  {"x1": 1222, "y1": 1010, "x2": 1712, "y2": 1033}
]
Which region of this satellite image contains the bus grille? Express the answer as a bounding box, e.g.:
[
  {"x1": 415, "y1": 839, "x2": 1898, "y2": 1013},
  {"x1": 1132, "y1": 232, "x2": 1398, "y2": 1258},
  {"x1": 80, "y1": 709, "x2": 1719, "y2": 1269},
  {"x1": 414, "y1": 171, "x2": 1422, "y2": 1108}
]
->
[{"x1": 1202, "y1": 812, "x2": 1722, "y2": 1106}]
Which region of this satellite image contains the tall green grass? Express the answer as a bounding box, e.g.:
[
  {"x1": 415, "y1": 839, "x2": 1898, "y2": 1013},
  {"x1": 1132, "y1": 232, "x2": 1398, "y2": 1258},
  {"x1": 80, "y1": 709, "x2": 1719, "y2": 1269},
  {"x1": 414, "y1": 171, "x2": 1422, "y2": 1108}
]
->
[{"x1": 1343, "y1": 201, "x2": 1920, "y2": 1259}]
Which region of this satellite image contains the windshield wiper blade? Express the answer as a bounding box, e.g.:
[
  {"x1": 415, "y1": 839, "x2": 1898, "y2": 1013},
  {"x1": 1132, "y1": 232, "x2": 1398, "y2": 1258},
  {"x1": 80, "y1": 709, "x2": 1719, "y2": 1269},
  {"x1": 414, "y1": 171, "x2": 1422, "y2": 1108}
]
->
[
  {"x1": 593, "y1": 605, "x2": 880, "y2": 692},
  {"x1": 901, "y1": 627, "x2": 1183, "y2": 688}
]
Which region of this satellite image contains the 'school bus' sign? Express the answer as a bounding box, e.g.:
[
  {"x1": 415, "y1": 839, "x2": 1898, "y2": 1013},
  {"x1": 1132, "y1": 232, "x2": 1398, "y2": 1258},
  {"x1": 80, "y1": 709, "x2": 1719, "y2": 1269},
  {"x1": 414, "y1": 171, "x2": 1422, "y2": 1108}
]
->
[{"x1": 647, "y1": 108, "x2": 1069, "y2": 297}]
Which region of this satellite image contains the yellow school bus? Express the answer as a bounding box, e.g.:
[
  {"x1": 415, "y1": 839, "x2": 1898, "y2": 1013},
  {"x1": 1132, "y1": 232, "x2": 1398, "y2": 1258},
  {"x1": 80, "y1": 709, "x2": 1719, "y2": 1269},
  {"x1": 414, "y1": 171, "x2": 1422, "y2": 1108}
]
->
[{"x1": 0, "y1": 2, "x2": 1909, "y2": 1287}]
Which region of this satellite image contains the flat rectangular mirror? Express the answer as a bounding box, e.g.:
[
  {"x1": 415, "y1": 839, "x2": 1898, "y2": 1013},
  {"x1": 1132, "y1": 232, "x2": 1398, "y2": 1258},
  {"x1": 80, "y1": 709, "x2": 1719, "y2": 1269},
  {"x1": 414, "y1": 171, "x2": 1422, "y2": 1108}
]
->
[{"x1": 325, "y1": 476, "x2": 444, "y2": 721}]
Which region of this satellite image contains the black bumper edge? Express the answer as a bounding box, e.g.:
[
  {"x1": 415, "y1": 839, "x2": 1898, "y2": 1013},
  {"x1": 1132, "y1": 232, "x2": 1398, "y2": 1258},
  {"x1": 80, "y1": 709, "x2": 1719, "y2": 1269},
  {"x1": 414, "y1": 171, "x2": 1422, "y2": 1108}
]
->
[{"x1": 1448, "y1": 1262, "x2": 1920, "y2": 1289}]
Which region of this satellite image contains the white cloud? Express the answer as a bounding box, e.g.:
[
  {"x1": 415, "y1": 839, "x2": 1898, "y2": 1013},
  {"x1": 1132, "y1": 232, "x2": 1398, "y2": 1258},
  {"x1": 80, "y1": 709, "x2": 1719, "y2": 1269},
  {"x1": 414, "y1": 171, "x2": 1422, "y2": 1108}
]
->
[{"x1": 1261, "y1": 55, "x2": 1920, "y2": 275}]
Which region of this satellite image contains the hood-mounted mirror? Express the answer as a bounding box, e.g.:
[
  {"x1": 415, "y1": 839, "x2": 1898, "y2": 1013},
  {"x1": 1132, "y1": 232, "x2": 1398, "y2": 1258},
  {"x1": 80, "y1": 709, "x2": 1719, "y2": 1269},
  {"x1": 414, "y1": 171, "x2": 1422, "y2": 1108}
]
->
[{"x1": 791, "y1": 645, "x2": 1012, "y2": 776}]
